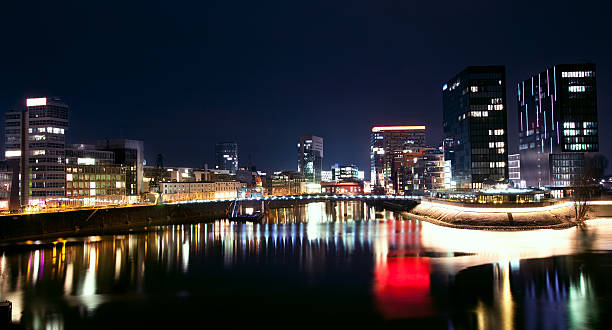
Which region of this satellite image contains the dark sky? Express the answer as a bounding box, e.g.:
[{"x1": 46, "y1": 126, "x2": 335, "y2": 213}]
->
[{"x1": 1, "y1": 0, "x2": 610, "y2": 175}]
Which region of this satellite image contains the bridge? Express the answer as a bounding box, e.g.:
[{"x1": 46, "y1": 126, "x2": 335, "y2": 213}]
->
[{"x1": 168, "y1": 194, "x2": 424, "y2": 205}]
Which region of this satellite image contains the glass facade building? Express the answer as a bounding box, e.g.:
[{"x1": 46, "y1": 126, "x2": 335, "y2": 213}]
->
[
  {"x1": 215, "y1": 142, "x2": 238, "y2": 174},
  {"x1": 517, "y1": 63, "x2": 598, "y2": 187},
  {"x1": 297, "y1": 136, "x2": 323, "y2": 183},
  {"x1": 370, "y1": 126, "x2": 426, "y2": 194},
  {"x1": 442, "y1": 66, "x2": 509, "y2": 189}
]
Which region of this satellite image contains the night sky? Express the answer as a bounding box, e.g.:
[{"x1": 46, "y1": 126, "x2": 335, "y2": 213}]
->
[{"x1": 1, "y1": 0, "x2": 610, "y2": 176}]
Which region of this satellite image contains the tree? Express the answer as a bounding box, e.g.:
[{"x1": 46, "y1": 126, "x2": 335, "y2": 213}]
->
[{"x1": 571, "y1": 157, "x2": 600, "y2": 225}]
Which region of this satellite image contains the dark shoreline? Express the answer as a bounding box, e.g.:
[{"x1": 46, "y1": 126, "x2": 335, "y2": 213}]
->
[{"x1": 0, "y1": 202, "x2": 230, "y2": 246}]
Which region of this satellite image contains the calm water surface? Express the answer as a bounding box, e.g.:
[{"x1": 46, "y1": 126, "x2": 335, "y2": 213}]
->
[{"x1": 1, "y1": 201, "x2": 612, "y2": 329}]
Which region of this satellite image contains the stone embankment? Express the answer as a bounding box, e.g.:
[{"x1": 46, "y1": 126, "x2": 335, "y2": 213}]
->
[
  {"x1": 0, "y1": 202, "x2": 230, "y2": 244},
  {"x1": 405, "y1": 200, "x2": 612, "y2": 231}
]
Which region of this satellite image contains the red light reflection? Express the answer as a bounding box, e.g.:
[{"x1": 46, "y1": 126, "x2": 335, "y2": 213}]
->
[{"x1": 374, "y1": 256, "x2": 433, "y2": 319}]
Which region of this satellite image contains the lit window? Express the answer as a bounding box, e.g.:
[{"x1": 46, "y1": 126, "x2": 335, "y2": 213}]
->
[{"x1": 568, "y1": 86, "x2": 586, "y2": 93}]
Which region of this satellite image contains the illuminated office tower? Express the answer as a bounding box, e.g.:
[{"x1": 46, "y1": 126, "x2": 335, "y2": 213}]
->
[
  {"x1": 370, "y1": 126, "x2": 426, "y2": 195},
  {"x1": 517, "y1": 63, "x2": 598, "y2": 187},
  {"x1": 297, "y1": 135, "x2": 323, "y2": 183},
  {"x1": 4, "y1": 97, "x2": 68, "y2": 206},
  {"x1": 442, "y1": 66, "x2": 509, "y2": 189},
  {"x1": 215, "y1": 142, "x2": 238, "y2": 174}
]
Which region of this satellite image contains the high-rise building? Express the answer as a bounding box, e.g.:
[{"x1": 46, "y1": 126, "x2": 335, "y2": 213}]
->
[
  {"x1": 517, "y1": 63, "x2": 598, "y2": 187},
  {"x1": 96, "y1": 139, "x2": 144, "y2": 196},
  {"x1": 370, "y1": 126, "x2": 426, "y2": 194},
  {"x1": 442, "y1": 66, "x2": 509, "y2": 189},
  {"x1": 215, "y1": 142, "x2": 238, "y2": 174},
  {"x1": 297, "y1": 135, "x2": 323, "y2": 183},
  {"x1": 4, "y1": 97, "x2": 69, "y2": 206}
]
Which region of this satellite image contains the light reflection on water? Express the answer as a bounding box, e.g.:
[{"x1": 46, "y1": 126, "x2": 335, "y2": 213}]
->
[{"x1": 0, "y1": 201, "x2": 611, "y2": 329}]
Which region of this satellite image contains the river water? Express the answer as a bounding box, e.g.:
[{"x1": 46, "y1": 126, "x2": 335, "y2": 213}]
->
[{"x1": 1, "y1": 201, "x2": 612, "y2": 329}]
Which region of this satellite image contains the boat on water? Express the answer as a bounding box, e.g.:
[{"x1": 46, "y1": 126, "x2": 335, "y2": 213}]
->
[
  {"x1": 227, "y1": 200, "x2": 265, "y2": 222},
  {"x1": 228, "y1": 211, "x2": 264, "y2": 222}
]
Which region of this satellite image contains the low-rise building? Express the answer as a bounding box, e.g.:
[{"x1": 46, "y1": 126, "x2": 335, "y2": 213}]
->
[
  {"x1": 267, "y1": 171, "x2": 306, "y2": 196},
  {"x1": 159, "y1": 181, "x2": 245, "y2": 202},
  {"x1": 65, "y1": 164, "x2": 127, "y2": 207},
  {"x1": 321, "y1": 180, "x2": 366, "y2": 195}
]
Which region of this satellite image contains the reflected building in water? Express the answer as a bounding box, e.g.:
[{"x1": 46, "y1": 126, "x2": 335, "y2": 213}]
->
[{"x1": 1, "y1": 204, "x2": 612, "y2": 329}]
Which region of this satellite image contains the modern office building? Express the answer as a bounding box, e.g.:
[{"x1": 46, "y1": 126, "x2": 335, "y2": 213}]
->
[
  {"x1": 215, "y1": 142, "x2": 238, "y2": 174},
  {"x1": 331, "y1": 164, "x2": 360, "y2": 181},
  {"x1": 96, "y1": 139, "x2": 144, "y2": 196},
  {"x1": 297, "y1": 135, "x2": 323, "y2": 183},
  {"x1": 370, "y1": 126, "x2": 426, "y2": 194},
  {"x1": 442, "y1": 66, "x2": 509, "y2": 189},
  {"x1": 64, "y1": 143, "x2": 128, "y2": 206},
  {"x1": 517, "y1": 63, "x2": 598, "y2": 187},
  {"x1": 65, "y1": 144, "x2": 115, "y2": 165},
  {"x1": 398, "y1": 146, "x2": 445, "y2": 195},
  {"x1": 65, "y1": 163, "x2": 127, "y2": 206},
  {"x1": 414, "y1": 148, "x2": 445, "y2": 194},
  {"x1": 4, "y1": 97, "x2": 69, "y2": 207},
  {"x1": 268, "y1": 171, "x2": 306, "y2": 196}
]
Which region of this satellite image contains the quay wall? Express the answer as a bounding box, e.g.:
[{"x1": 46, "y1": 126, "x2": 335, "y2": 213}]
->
[{"x1": 0, "y1": 202, "x2": 230, "y2": 244}]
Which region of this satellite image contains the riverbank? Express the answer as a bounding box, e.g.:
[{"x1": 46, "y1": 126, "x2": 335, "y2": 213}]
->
[
  {"x1": 403, "y1": 200, "x2": 612, "y2": 231},
  {"x1": 0, "y1": 202, "x2": 230, "y2": 245}
]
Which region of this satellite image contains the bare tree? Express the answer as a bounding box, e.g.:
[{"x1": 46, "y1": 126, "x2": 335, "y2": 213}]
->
[{"x1": 571, "y1": 157, "x2": 600, "y2": 225}]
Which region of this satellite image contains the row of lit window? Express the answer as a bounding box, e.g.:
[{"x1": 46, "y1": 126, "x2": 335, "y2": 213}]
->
[
  {"x1": 470, "y1": 111, "x2": 488, "y2": 117},
  {"x1": 488, "y1": 141, "x2": 505, "y2": 148},
  {"x1": 67, "y1": 189, "x2": 124, "y2": 197},
  {"x1": 28, "y1": 127, "x2": 65, "y2": 134},
  {"x1": 563, "y1": 129, "x2": 597, "y2": 136},
  {"x1": 563, "y1": 121, "x2": 597, "y2": 129},
  {"x1": 471, "y1": 161, "x2": 506, "y2": 168},
  {"x1": 568, "y1": 86, "x2": 587, "y2": 93},
  {"x1": 489, "y1": 129, "x2": 504, "y2": 136},
  {"x1": 561, "y1": 71, "x2": 594, "y2": 78},
  {"x1": 566, "y1": 144, "x2": 596, "y2": 151},
  {"x1": 67, "y1": 181, "x2": 123, "y2": 189},
  {"x1": 67, "y1": 173, "x2": 123, "y2": 181}
]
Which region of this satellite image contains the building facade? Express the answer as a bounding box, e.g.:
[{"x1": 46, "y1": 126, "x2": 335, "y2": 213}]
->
[
  {"x1": 159, "y1": 181, "x2": 245, "y2": 202},
  {"x1": 517, "y1": 63, "x2": 598, "y2": 187},
  {"x1": 96, "y1": 139, "x2": 144, "y2": 196},
  {"x1": 267, "y1": 171, "x2": 306, "y2": 196},
  {"x1": 416, "y1": 148, "x2": 445, "y2": 193},
  {"x1": 508, "y1": 153, "x2": 522, "y2": 188},
  {"x1": 297, "y1": 135, "x2": 323, "y2": 183},
  {"x1": 442, "y1": 66, "x2": 509, "y2": 189},
  {"x1": 65, "y1": 164, "x2": 127, "y2": 206},
  {"x1": 4, "y1": 97, "x2": 69, "y2": 207},
  {"x1": 370, "y1": 126, "x2": 426, "y2": 195},
  {"x1": 332, "y1": 164, "x2": 360, "y2": 181},
  {"x1": 321, "y1": 180, "x2": 366, "y2": 195},
  {"x1": 215, "y1": 142, "x2": 238, "y2": 174}
]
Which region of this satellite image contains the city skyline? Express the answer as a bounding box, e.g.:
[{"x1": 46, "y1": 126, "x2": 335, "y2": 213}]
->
[{"x1": 0, "y1": 1, "x2": 610, "y2": 175}]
